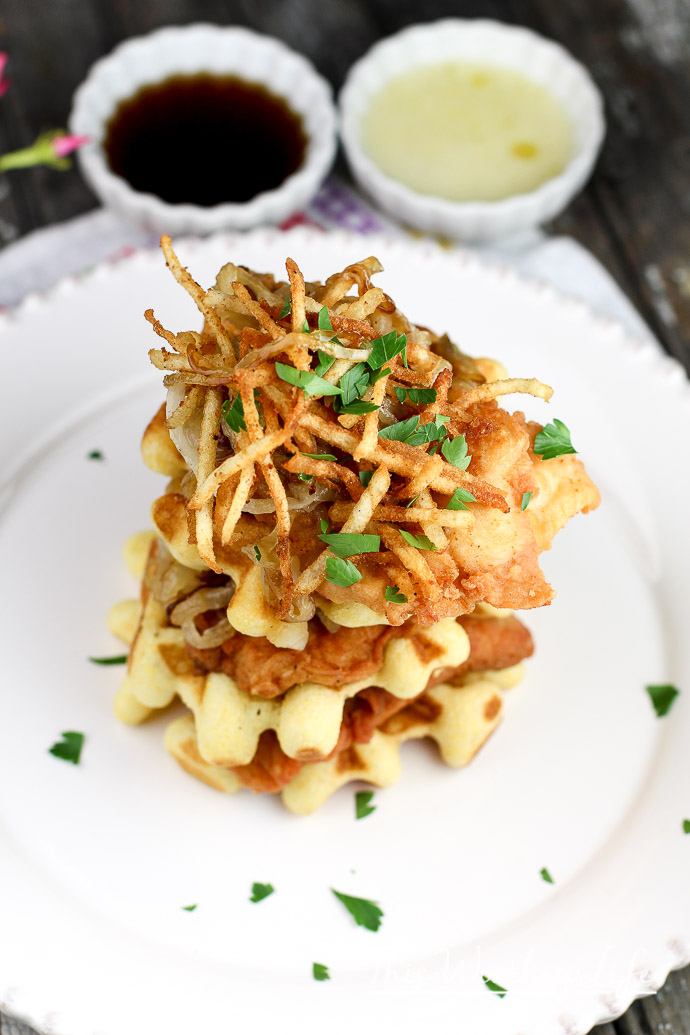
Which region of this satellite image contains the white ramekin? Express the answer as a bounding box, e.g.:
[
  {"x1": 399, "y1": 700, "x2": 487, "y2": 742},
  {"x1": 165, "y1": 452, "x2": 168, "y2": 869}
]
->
[
  {"x1": 339, "y1": 19, "x2": 605, "y2": 242},
  {"x1": 69, "y1": 24, "x2": 337, "y2": 234}
]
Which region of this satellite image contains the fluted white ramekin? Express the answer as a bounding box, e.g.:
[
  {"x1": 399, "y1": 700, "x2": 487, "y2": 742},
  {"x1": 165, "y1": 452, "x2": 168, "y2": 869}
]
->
[
  {"x1": 339, "y1": 19, "x2": 605, "y2": 242},
  {"x1": 69, "y1": 24, "x2": 337, "y2": 234}
]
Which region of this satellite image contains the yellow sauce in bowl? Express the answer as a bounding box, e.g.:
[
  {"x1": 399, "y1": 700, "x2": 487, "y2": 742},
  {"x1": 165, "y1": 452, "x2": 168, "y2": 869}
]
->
[{"x1": 362, "y1": 62, "x2": 572, "y2": 202}]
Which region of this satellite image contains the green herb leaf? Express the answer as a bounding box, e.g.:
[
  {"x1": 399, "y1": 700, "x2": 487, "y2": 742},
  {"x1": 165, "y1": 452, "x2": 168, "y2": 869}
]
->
[
  {"x1": 298, "y1": 473, "x2": 313, "y2": 482},
  {"x1": 355, "y1": 790, "x2": 376, "y2": 819},
  {"x1": 249, "y1": 882, "x2": 274, "y2": 903},
  {"x1": 482, "y1": 975, "x2": 507, "y2": 998},
  {"x1": 338, "y1": 362, "x2": 370, "y2": 406},
  {"x1": 87, "y1": 449, "x2": 104, "y2": 460},
  {"x1": 406, "y1": 494, "x2": 420, "y2": 508},
  {"x1": 221, "y1": 394, "x2": 246, "y2": 433},
  {"x1": 334, "y1": 399, "x2": 380, "y2": 415},
  {"x1": 253, "y1": 545, "x2": 262, "y2": 562},
  {"x1": 301, "y1": 452, "x2": 337, "y2": 461},
  {"x1": 399, "y1": 529, "x2": 438, "y2": 551},
  {"x1": 521, "y1": 491, "x2": 533, "y2": 511},
  {"x1": 378, "y1": 415, "x2": 420, "y2": 441},
  {"x1": 325, "y1": 557, "x2": 362, "y2": 588},
  {"x1": 313, "y1": 962, "x2": 330, "y2": 981},
  {"x1": 646, "y1": 683, "x2": 680, "y2": 718},
  {"x1": 48, "y1": 731, "x2": 84, "y2": 765},
  {"x1": 441, "y1": 434, "x2": 471, "y2": 470},
  {"x1": 278, "y1": 296, "x2": 291, "y2": 318},
  {"x1": 394, "y1": 386, "x2": 438, "y2": 406},
  {"x1": 385, "y1": 585, "x2": 408, "y2": 603},
  {"x1": 369, "y1": 367, "x2": 389, "y2": 385},
  {"x1": 319, "y1": 532, "x2": 380, "y2": 558},
  {"x1": 331, "y1": 889, "x2": 383, "y2": 932},
  {"x1": 89, "y1": 654, "x2": 128, "y2": 665},
  {"x1": 446, "y1": 487, "x2": 476, "y2": 511},
  {"x1": 318, "y1": 306, "x2": 333, "y2": 332},
  {"x1": 367, "y1": 331, "x2": 407, "y2": 370},
  {"x1": 301, "y1": 318, "x2": 310, "y2": 333},
  {"x1": 182, "y1": 904, "x2": 198, "y2": 912},
  {"x1": 533, "y1": 419, "x2": 577, "y2": 460},
  {"x1": 540, "y1": 867, "x2": 554, "y2": 884},
  {"x1": 359, "y1": 470, "x2": 373, "y2": 487},
  {"x1": 683, "y1": 819, "x2": 690, "y2": 834},
  {"x1": 405, "y1": 414, "x2": 449, "y2": 446},
  {"x1": 276, "y1": 362, "x2": 342, "y2": 397},
  {"x1": 320, "y1": 518, "x2": 330, "y2": 534},
  {"x1": 315, "y1": 350, "x2": 336, "y2": 377}
]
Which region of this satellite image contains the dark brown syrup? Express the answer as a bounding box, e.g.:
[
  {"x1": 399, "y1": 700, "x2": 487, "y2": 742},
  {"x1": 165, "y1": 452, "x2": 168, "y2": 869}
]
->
[{"x1": 104, "y1": 73, "x2": 306, "y2": 206}]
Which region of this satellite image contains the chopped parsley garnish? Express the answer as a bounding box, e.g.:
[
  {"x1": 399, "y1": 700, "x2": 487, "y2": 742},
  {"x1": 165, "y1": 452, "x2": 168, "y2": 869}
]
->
[
  {"x1": 253, "y1": 545, "x2": 262, "y2": 562},
  {"x1": 521, "y1": 491, "x2": 533, "y2": 511},
  {"x1": 325, "y1": 558, "x2": 362, "y2": 588},
  {"x1": 359, "y1": 470, "x2": 373, "y2": 488},
  {"x1": 89, "y1": 654, "x2": 128, "y2": 665},
  {"x1": 385, "y1": 585, "x2": 407, "y2": 603},
  {"x1": 48, "y1": 731, "x2": 84, "y2": 765},
  {"x1": 378, "y1": 414, "x2": 421, "y2": 442},
  {"x1": 315, "y1": 350, "x2": 336, "y2": 377},
  {"x1": 278, "y1": 296, "x2": 291, "y2": 318},
  {"x1": 533, "y1": 419, "x2": 576, "y2": 460},
  {"x1": 394, "y1": 386, "x2": 437, "y2": 406},
  {"x1": 355, "y1": 790, "x2": 376, "y2": 819},
  {"x1": 87, "y1": 449, "x2": 104, "y2": 460},
  {"x1": 446, "y1": 487, "x2": 476, "y2": 511},
  {"x1": 318, "y1": 306, "x2": 333, "y2": 332},
  {"x1": 319, "y1": 532, "x2": 380, "y2": 558},
  {"x1": 367, "y1": 330, "x2": 407, "y2": 370},
  {"x1": 405, "y1": 414, "x2": 449, "y2": 447},
  {"x1": 182, "y1": 904, "x2": 198, "y2": 912},
  {"x1": 540, "y1": 867, "x2": 554, "y2": 884},
  {"x1": 221, "y1": 394, "x2": 246, "y2": 433},
  {"x1": 482, "y1": 975, "x2": 507, "y2": 998},
  {"x1": 405, "y1": 494, "x2": 419, "y2": 508},
  {"x1": 683, "y1": 820, "x2": 690, "y2": 834},
  {"x1": 313, "y1": 962, "x2": 330, "y2": 981},
  {"x1": 298, "y1": 473, "x2": 313, "y2": 482},
  {"x1": 335, "y1": 399, "x2": 380, "y2": 415},
  {"x1": 399, "y1": 529, "x2": 437, "y2": 551},
  {"x1": 646, "y1": 683, "x2": 679, "y2": 717},
  {"x1": 276, "y1": 362, "x2": 342, "y2": 397},
  {"x1": 249, "y1": 882, "x2": 274, "y2": 903},
  {"x1": 331, "y1": 889, "x2": 383, "y2": 932},
  {"x1": 320, "y1": 518, "x2": 330, "y2": 534},
  {"x1": 301, "y1": 318, "x2": 310, "y2": 333},
  {"x1": 441, "y1": 434, "x2": 471, "y2": 470},
  {"x1": 338, "y1": 362, "x2": 370, "y2": 406},
  {"x1": 301, "y1": 451, "x2": 337, "y2": 461}
]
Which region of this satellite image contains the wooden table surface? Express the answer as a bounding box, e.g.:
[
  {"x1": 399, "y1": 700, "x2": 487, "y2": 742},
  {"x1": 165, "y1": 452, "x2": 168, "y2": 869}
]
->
[{"x1": 0, "y1": 2, "x2": 688, "y2": 1034}]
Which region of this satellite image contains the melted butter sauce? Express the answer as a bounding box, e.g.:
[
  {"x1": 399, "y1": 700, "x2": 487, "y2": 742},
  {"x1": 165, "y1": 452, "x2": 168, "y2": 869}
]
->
[{"x1": 362, "y1": 62, "x2": 572, "y2": 202}]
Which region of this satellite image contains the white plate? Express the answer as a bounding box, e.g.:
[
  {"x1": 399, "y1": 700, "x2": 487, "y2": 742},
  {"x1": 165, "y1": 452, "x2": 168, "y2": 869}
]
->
[{"x1": 1, "y1": 229, "x2": 688, "y2": 1035}]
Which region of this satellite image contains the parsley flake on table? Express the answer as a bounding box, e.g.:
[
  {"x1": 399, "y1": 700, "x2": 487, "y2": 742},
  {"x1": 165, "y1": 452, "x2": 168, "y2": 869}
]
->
[
  {"x1": 182, "y1": 904, "x2": 198, "y2": 912},
  {"x1": 89, "y1": 654, "x2": 128, "y2": 665},
  {"x1": 249, "y1": 882, "x2": 274, "y2": 903},
  {"x1": 533, "y1": 419, "x2": 577, "y2": 460},
  {"x1": 313, "y1": 962, "x2": 330, "y2": 981},
  {"x1": 394, "y1": 386, "x2": 437, "y2": 406},
  {"x1": 385, "y1": 585, "x2": 407, "y2": 603},
  {"x1": 521, "y1": 491, "x2": 533, "y2": 511},
  {"x1": 367, "y1": 330, "x2": 407, "y2": 370},
  {"x1": 359, "y1": 470, "x2": 373, "y2": 487},
  {"x1": 399, "y1": 529, "x2": 437, "y2": 551},
  {"x1": 325, "y1": 558, "x2": 362, "y2": 588},
  {"x1": 301, "y1": 451, "x2": 337, "y2": 461},
  {"x1": 318, "y1": 306, "x2": 333, "y2": 332},
  {"x1": 253, "y1": 545, "x2": 261, "y2": 563},
  {"x1": 315, "y1": 350, "x2": 336, "y2": 377},
  {"x1": 446, "y1": 487, "x2": 476, "y2": 511},
  {"x1": 48, "y1": 731, "x2": 84, "y2": 765},
  {"x1": 278, "y1": 296, "x2": 291, "y2": 319},
  {"x1": 276, "y1": 362, "x2": 342, "y2": 397},
  {"x1": 441, "y1": 434, "x2": 471, "y2": 470},
  {"x1": 482, "y1": 975, "x2": 508, "y2": 998},
  {"x1": 331, "y1": 889, "x2": 383, "y2": 932},
  {"x1": 540, "y1": 867, "x2": 555, "y2": 884},
  {"x1": 221, "y1": 394, "x2": 246, "y2": 433},
  {"x1": 87, "y1": 449, "x2": 104, "y2": 460},
  {"x1": 683, "y1": 820, "x2": 690, "y2": 834},
  {"x1": 646, "y1": 683, "x2": 680, "y2": 717},
  {"x1": 320, "y1": 518, "x2": 330, "y2": 534},
  {"x1": 355, "y1": 790, "x2": 376, "y2": 819},
  {"x1": 319, "y1": 532, "x2": 380, "y2": 558}
]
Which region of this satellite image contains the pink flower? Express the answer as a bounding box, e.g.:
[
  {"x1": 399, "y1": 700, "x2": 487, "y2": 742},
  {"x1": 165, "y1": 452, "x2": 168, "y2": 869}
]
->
[
  {"x1": 0, "y1": 53, "x2": 10, "y2": 98},
  {"x1": 52, "y1": 133, "x2": 90, "y2": 159}
]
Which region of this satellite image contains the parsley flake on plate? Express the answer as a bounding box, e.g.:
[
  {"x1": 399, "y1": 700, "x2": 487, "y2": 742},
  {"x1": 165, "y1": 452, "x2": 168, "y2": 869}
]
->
[
  {"x1": 301, "y1": 451, "x2": 337, "y2": 461},
  {"x1": 385, "y1": 585, "x2": 407, "y2": 603},
  {"x1": 540, "y1": 867, "x2": 554, "y2": 884},
  {"x1": 521, "y1": 491, "x2": 533, "y2": 511},
  {"x1": 313, "y1": 962, "x2": 330, "y2": 981},
  {"x1": 89, "y1": 654, "x2": 127, "y2": 665},
  {"x1": 221, "y1": 393, "x2": 246, "y2": 433},
  {"x1": 331, "y1": 889, "x2": 383, "y2": 932},
  {"x1": 276, "y1": 362, "x2": 342, "y2": 397},
  {"x1": 482, "y1": 975, "x2": 508, "y2": 998},
  {"x1": 48, "y1": 731, "x2": 84, "y2": 765},
  {"x1": 683, "y1": 820, "x2": 690, "y2": 834},
  {"x1": 314, "y1": 350, "x2": 336, "y2": 377},
  {"x1": 355, "y1": 790, "x2": 376, "y2": 819},
  {"x1": 646, "y1": 683, "x2": 680, "y2": 717},
  {"x1": 367, "y1": 330, "x2": 407, "y2": 370},
  {"x1": 87, "y1": 449, "x2": 104, "y2": 460},
  {"x1": 446, "y1": 487, "x2": 476, "y2": 511},
  {"x1": 318, "y1": 532, "x2": 380, "y2": 558},
  {"x1": 533, "y1": 419, "x2": 576, "y2": 460},
  {"x1": 182, "y1": 904, "x2": 198, "y2": 912},
  {"x1": 249, "y1": 882, "x2": 274, "y2": 903},
  {"x1": 441, "y1": 434, "x2": 471, "y2": 470},
  {"x1": 399, "y1": 529, "x2": 437, "y2": 551},
  {"x1": 325, "y1": 558, "x2": 362, "y2": 588}
]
